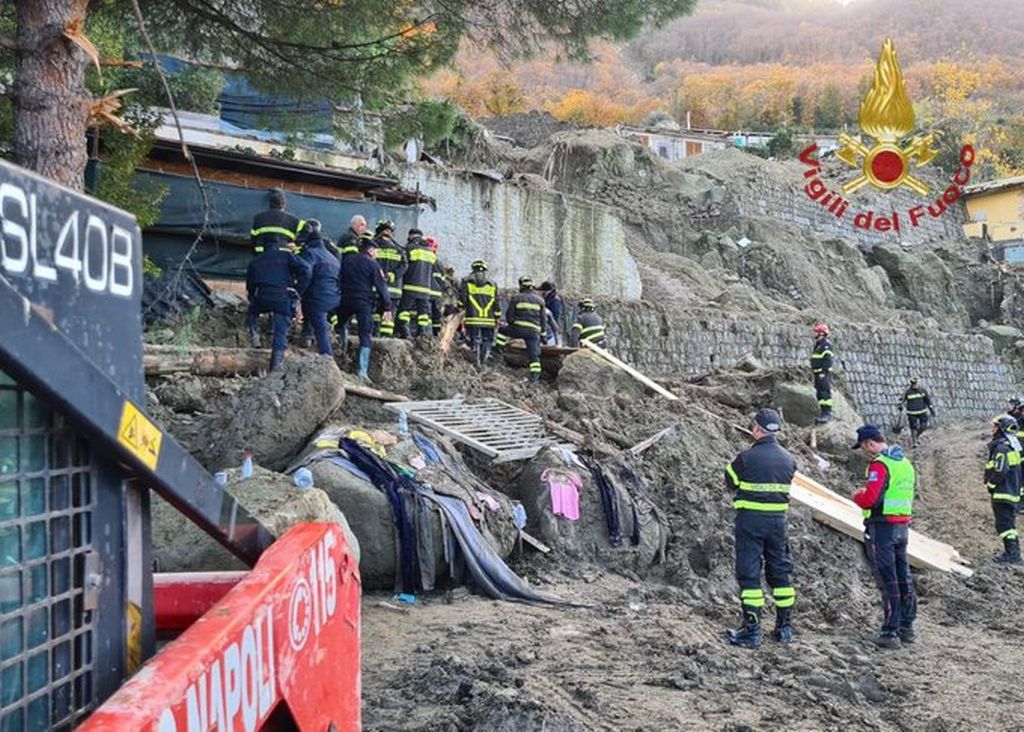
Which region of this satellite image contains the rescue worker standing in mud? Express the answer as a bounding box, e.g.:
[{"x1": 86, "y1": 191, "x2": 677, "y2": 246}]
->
[
  {"x1": 494, "y1": 277, "x2": 546, "y2": 382},
  {"x1": 458, "y1": 259, "x2": 499, "y2": 367},
  {"x1": 851, "y1": 425, "x2": 917, "y2": 648},
  {"x1": 986, "y1": 415, "x2": 1022, "y2": 564},
  {"x1": 296, "y1": 220, "x2": 341, "y2": 357},
  {"x1": 371, "y1": 220, "x2": 405, "y2": 337},
  {"x1": 569, "y1": 298, "x2": 607, "y2": 348},
  {"x1": 337, "y1": 235, "x2": 392, "y2": 380},
  {"x1": 398, "y1": 229, "x2": 437, "y2": 338},
  {"x1": 811, "y1": 323, "x2": 834, "y2": 423},
  {"x1": 245, "y1": 232, "x2": 311, "y2": 371},
  {"x1": 724, "y1": 408, "x2": 797, "y2": 648},
  {"x1": 899, "y1": 378, "x2": 935, "y2": 448}
]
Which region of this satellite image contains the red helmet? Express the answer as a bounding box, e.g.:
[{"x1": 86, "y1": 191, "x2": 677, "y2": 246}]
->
[
  {"x1": 812, "y1": 323, "x2": 830, "y2": 336},
  {"x1": 425, "y1": 236, "x2": 438, "y2": 252}
]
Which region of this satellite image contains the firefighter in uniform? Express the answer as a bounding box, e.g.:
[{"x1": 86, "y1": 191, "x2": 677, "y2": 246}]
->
[
  {"x1": 986, "y1": 415, "x2": 1022, "y2": 564},
  {"x1": 851, "y1": 424, "x2": 917, "y2": 648},
  {"x1": 899, "y1": 377, "x2": 935, "y2": 447},
  {"x1": 337, "y1": 236, "x2": 392, "y2": 380},
  {"x1": 250, "y1": 188, "x2": 303, "y2": 255},
  {"x1": 370, "y1": 221, "x2": 405, "y2": 337},
  {"x1": 245, "y1": 237, "x2": 311, "y2": 371},
  {"x1": 336, "y1": 214, "x2": 367, "y2": 259},
  {"x1": 811, "y1": 322, "x2": 833, "y2": 423},
  {"x1": 398, "y1": 230, "x2": 437, "y2": 338},
  {"x1": 569, "y1": 298, "x2": 607, "y2": 348},
  {"x1": 296, "y1": 220, "x2": 341, "y2": 356},
  {"x1": 494, "y1": 277, "x2": 546, "y2": 382},
  {"x1": 458, "y1": 259, "x2": 499, "y2": 367},
  {"x1": 724, "y1": 408, "x2": 797, "y2": 648}
]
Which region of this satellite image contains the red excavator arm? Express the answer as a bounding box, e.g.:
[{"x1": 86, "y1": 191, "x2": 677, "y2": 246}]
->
[{"x1": 79, "y1": 522, "x2": 361, "y2": 731}]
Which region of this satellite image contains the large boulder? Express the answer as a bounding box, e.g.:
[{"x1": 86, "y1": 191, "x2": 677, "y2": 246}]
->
[
  {"x1": 871, "y1": 245, "x2": 968, "y2": 327},
  {"x1": 557, "y1": 350, "x2": 646, "y2": 400},
  {"x1": 772, "y1": 381, "x2": 856, "y2": 428},
  {"x1": 981, "y1": 323, "x2": 1023, "y2": 353},
  {"x1": 507, "y1": 448, "x2": 668, "y2": 574},
  {"x1": 188, "y1": 354, "x2": 345, "y2": 472},
  {"x1": 151, "y1": 464, "x2": 359, "y2": 572}
]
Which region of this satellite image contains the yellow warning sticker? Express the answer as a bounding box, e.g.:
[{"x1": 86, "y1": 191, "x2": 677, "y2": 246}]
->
[
  {"x1": 126, "y1": 601, "x2": 143, "y2": 675},
  {"x1": 118, "y1": 401, "x2": 163, "y2": 470}
]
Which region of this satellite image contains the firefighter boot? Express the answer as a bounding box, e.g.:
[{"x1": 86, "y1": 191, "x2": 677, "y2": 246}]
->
[
  {"x1": 357, "y1": 346, "x2": 371, "y2": 381},
  {"x1": 772, "y1": 607, "x2": 794, "y2": 645},
  {"x1": 725, "y1": 609, "x2": 762, "y2": 649},
  {"x1": 269, "y1": 349, "x2": 285, "y2": 372},
  {"x1": 994, "y1": 537, "x2": 1022, "y2": 565},
  {"x1": 472, "y1": 340, "x2": 483, "y2": 368},
  {"x1": 815, "y1": 406, "x2": 833, "y2": 424}
]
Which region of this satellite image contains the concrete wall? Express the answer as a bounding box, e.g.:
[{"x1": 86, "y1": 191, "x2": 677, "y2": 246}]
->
[
  {"x1": 603, "y1": 303, "x2": 1013, "y2": 427},
  {"x1": 402, "y1": 166, "x2": 642, "y2": 298}
]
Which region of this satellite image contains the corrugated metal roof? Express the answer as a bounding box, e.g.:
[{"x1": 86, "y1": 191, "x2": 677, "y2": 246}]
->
[{"x1": 963, "y1": 175, "x2": 1024, "y2": 197}]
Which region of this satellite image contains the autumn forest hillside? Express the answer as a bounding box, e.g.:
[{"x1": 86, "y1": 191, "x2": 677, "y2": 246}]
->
[{"x1": 421, "y1": 0, "x2": 1024, "y2": 177}]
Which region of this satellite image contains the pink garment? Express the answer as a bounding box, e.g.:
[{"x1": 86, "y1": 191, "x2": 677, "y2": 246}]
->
[
  {"x1": 542, "y1": 468, "x2": 582, "y2": 521},
  {"x1": 475, "y1": 491, "x2": 501, "y2": 513}
]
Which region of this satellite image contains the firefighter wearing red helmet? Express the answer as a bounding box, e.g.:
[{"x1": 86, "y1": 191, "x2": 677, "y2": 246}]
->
[{"x1": 811, "y1": 323, "x2": 833, "y2": 423}]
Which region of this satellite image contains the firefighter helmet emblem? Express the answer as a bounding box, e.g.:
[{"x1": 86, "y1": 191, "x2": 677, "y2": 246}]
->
[{"x1": 835, "y1": 38, "x2": 940, "y2": 196}]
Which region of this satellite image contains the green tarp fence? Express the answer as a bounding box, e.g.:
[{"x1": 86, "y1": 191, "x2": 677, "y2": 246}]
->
[{"x1": 137, "y1": 170, "x2": 418, "y2": 279}]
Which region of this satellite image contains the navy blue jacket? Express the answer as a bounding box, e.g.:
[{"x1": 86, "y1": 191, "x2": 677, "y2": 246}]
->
[
  {"x1": 340, "y1": 251, "x2": 392, "y2": 310},
  {"x1": 246, "y1": 247, "x2": 311, "y2": 302},
  {"x1": 543, "y1": 289, "x2": 564, "y2": 322},
  {"x1": 298, "y1": 237, "x2": 341, "y2": 311},
  {"x1": 250, "y1": 208, "x2": 302, "y2": 253}
]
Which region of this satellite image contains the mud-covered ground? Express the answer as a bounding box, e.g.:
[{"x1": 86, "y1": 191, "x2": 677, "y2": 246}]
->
[
  {"x1": 145, "y1": 310, "x2": 1024, "y2": 731},
  {"x1": 360, "y1": 420, "x2": 1024, "y2": 732}
]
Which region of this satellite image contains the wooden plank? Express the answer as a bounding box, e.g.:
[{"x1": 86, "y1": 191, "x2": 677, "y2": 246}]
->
[
  {"x1": 789, "y1": 475, "x2": 972, "y2": 576},
  {"x1": 342, "y1": 382, "x2": 410, "y2": 402},
  {"x1": 582, "y1": 341, "x2": 679, "y2": 401},
  {"x1": 520, "y1": 530, "x2": 552, "y2": 554},
  {"x1": 627, "y1": 423, "x2": 679, "y2": 457}
]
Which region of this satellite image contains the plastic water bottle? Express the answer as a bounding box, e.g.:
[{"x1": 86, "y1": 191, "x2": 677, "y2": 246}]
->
[
  {"x1": 398, "y1": 411, "x2": 409, "y2": 436},
  {"x1": 241, "y1": 452, "x2": 254, "y2": 479},
  {"x1": 293, "y1": 467, "x2": 314, "y2": 490}
]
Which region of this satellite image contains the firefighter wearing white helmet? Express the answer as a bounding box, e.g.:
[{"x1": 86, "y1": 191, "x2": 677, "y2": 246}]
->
[
  {"x1": 987, "y1": 414, "x2": 1023, "y2": 564},
  {"x1": 810, "y1": 323, "x2": 833, "y2": 423}
]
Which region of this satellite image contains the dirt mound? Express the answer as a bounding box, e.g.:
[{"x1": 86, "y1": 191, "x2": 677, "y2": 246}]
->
[
  {"x1": 151, "y1": 463, "x2": 358, "y2": 572},
  {"x1": 183, "y1": 354, "x2": 345, "y2": 472}
]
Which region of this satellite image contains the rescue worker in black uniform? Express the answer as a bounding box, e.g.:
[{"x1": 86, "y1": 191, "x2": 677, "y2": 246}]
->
[
  {"x1": 724, "y1": 408, "x2": 797, "y2": 648},
  {"x1": 1007, "y1": 397, "x2": 1024, "y2": 433},
  {"x1": 245, "y1": 235, "x2": 311, "y2": 371},
  {"x1": 569, "y1": 298, "x2": 607, "y2": 348},
  {"x1": 250, "y1": 188, "x2": 303, "y2": 255},
  {"x1": 986, "y1": 415, "x2": 1022, "y2": 564},
  {"x1": 371, "y1": 220, "x2": 405, "y2": 337},
  {"x1": 494, "y1": 277, "x2": 546, "y2": 382},
  {"x1": 458, "y1": 259, "x2": 499, "y2": 367},
  {"x1": 337, "y1": 236, "x2": 392, "y2": 380},
  {"x1": 296, "y1": 220, "x2": 341, "y2": 356},
  {"x1": 398, "y1": 229, "x2": 437, "y2": 338},
  {"x1": 899, "y1": 377, "x2": 935, "y2": 447},
  {"x1": 336, "y1": 214, "x2": 367, "y2": 259},
  {"x1": 811, "y1": 322, "x2": 834, "y2": 423}
]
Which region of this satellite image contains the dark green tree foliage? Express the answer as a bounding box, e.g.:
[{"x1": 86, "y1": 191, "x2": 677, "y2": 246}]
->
[
  {"x1": 91, "y1": 107, "x2": 168, "y2": 228},
  {"x1": 2, "y1": 0, "x2": 697, "y2": 187},
  {"x1": 813, "y1": 84, "x2": 843, "y2": 131}
]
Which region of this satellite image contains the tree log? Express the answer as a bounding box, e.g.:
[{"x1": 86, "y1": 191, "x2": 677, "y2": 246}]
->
[{"x1": 144, "y1": 345, "x2": 270, "y2": 376}]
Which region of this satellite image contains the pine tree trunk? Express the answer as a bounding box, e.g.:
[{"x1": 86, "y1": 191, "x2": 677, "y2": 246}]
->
[{"x1": 13, "y1": 0, "x2": 90, "y2": 188}]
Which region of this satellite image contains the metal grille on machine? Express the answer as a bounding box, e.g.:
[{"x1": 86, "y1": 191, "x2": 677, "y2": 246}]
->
[{"x1": 0, "y1": 370, "x2": 96, "y2": 731}]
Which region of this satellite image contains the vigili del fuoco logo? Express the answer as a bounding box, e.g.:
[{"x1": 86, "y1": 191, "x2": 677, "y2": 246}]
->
[{"x1": 798, "y1": 38, "x2": 974, "y2": 234}]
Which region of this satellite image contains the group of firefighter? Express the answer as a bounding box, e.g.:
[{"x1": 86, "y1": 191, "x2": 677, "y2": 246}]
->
[
  {"x1": 725, "y1": 322, "x2": 1024, "y2": 651},
  {"x1": 245, "y1": 188, "x2": 607, "y2": 380}
]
